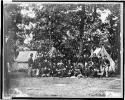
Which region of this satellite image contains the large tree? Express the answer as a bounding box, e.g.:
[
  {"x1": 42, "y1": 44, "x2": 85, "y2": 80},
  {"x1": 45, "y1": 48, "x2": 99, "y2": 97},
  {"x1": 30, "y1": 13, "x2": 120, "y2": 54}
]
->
[
  {"x1": 4, "y1": 4, "x2": 24, "y2": 60},
  {"x1": 31, "y1": 3, "x2": 120, "y2": 69}
]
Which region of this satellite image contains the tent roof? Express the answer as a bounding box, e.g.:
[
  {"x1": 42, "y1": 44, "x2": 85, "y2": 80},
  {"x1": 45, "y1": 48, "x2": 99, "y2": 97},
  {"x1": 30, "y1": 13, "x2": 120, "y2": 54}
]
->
[
  {"x1": 90, "y1": 46, "x2": 109, "y2": 57},
  {"x1": 90, "y1": 47, "x2": 101, "y2": 57},
  {"x1": 16, "y1": 51, "x2": 38, "y2": 62},
  {"x1": 92, "y1": 47, "x2": 101, "y2": 56}
]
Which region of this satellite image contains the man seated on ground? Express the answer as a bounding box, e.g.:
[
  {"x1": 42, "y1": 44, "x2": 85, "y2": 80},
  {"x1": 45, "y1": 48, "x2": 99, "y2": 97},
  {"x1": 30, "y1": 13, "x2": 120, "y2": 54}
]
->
[
  {"x1": 41, "y1": 59, "x2": 50, "y2": 77},
  {"x1": 68, "y1": 63, "x2": 74, "y2": 77},
  {"x1": 65, "y1": 63, "x2": 72, "y2": 77},
  {"x1": 57, "y1": 68, "x2": 63, "y2": 77},
  {"x1": 77, "y1": 62, "x2": 84, "y2": 76},
  {"x1": 70, "y1": 66, "x2": 75, "y2": 76},
  {"x1": 92, "y1": 53, "x2": 100, "y2": 77},
  {"x1": 44, "y1": 59, "x2": 49, "y2": 67},
  {"x1": 74, "y1": 65, "x2": 81, "y2": 77},
  {"x1": 64, "y1": 60, "x2": 72, "y2": 77},
  {"x1": 42, "y1": 66, "x2": 51, "y2": 77},
  {"x1": 70, "y1": 62, "x2": 77, "y2": 76},
  {"x1": 84, "y1": 61, "x2": 93, "y2": 77},
  {"x1": 50, "y1": 63, "x2": 58, "y2": 77},
  {"x1": 57, "y1": 60, "x2": 63, "y2": 68},
  {"x1": 55, "y1": 61, "x2": 60, "y2": 77},
  {"x1": 61, "y1": 64, "x2": 69, "y2": 77},
  {"x1": 55, "y1": 67, "x2": 61, "y2": 77},
  {"x1": 38, "y1": 58, "x2": 46, "y2": 77},
  {"x1": 67, "y1": 69, "x2": 72, "y2": 77},
  {"x1": 66, "y1": 60, "x2": 71, "y2": 77},
  {"x1": 60, "y1": 60, "x2": 67, "y2": 77},
  {"x1": 71, "y1": 62, "x2": 77, "y2": 75}
]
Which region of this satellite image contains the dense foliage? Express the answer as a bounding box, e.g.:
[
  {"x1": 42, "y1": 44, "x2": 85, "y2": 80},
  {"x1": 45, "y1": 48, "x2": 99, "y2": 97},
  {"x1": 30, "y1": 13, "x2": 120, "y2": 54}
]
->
[{"x1": 4, "y1": 3, "x2": 121, "y2": 67}]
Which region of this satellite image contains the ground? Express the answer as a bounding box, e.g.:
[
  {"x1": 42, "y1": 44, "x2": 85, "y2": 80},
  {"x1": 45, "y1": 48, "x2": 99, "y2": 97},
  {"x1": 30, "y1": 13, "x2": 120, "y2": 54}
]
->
[{"x1": 8, "y1": 71, "x2": 121, "y2": 98}]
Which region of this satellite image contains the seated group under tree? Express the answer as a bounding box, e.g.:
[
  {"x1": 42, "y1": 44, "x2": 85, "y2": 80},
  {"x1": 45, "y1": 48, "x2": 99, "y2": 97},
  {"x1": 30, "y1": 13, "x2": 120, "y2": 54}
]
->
[{"x1": 31, "y1": 53, "x2": 110, "y2": 78}]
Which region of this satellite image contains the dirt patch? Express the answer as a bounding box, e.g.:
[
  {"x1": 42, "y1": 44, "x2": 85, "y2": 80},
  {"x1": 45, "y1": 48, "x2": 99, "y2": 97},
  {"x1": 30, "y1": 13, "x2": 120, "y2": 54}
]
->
[{"x1": 8, "y1": 72, "x2": 121, "y2": 97}]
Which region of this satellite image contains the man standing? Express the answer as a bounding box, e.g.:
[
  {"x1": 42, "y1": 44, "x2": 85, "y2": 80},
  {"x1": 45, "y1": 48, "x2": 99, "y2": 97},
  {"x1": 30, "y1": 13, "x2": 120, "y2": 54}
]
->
[
  {"x1": 28, "y1": 53, "x2": 34, "y2": 77},
  {"x1": 103, "y1": 55, "x2": 110, "y2": 77}
]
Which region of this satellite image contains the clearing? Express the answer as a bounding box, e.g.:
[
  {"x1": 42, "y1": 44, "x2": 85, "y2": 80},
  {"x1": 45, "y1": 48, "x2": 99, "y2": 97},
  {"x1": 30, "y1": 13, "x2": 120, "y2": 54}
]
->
[{"x1": 9, "y1": 72, "x2": 122, "y2": 98}]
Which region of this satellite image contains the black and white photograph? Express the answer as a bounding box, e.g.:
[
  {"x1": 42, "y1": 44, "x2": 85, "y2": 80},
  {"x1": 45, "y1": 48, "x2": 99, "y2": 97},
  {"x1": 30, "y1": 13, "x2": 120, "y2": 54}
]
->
[{"x1": 3, "y1": 2, "x2": 123, "y2": 98}]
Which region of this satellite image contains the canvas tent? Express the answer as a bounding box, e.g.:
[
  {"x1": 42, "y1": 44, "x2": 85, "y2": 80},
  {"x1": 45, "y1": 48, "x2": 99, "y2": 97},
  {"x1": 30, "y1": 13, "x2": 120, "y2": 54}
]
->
[
  {"x1": 16, "y1": 51, "x2": 38, "y2": 62},
  {"x1": 13, "y1": 51, "x2": 38, "y2": 71},
  {"x1": 90, "y1": 46, "x2": 116, "y2": 72}
]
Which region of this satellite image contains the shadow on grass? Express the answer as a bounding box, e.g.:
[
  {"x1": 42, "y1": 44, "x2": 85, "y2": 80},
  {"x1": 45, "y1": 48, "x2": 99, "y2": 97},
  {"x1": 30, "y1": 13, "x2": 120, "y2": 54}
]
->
[{"x1": 9, "y1": 71, "x2": 27, "y2": 79}]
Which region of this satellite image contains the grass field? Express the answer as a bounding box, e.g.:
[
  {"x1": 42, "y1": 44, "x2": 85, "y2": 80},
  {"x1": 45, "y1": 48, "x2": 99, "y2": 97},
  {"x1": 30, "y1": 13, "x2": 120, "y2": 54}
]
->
[{"x1": 9, "y1": 71, "x2": 122, "y2": 98}]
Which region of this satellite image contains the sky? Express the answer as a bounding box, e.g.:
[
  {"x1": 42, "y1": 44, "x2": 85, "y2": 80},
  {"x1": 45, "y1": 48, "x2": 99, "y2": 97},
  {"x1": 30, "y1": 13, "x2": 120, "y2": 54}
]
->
[
  {"x1": 96, "y1": 8, "x2": 111, "y2": 23},
  {"x1": 20, "y1": 7, "x2": 35, "y2": 18},
  {"x1": 20, "y1": 4, "x2": 111, "y2": 23}
]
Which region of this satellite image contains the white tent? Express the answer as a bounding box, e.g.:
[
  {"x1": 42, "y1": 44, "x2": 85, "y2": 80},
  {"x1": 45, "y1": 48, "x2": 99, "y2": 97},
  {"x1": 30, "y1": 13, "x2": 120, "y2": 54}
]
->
[
  {"x1": 13, "y1": 51, "x2": 38, "y2": 71},
  {"x1": 16, "y1": 51, "x2": 38, "y2": 62},
  {"x1": 90, "y1": 46, "x2": 115, "y2": 72}
]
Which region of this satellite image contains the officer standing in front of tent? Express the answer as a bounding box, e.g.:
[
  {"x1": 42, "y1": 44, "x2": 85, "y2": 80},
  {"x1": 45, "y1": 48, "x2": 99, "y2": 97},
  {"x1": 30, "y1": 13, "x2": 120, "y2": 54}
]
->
[
  {"x1": 28, "y1": 53, "x2": 34, "y2": 77},
  {"x1": 103, "y1": 55, "x2": 110, "y2": 77}
]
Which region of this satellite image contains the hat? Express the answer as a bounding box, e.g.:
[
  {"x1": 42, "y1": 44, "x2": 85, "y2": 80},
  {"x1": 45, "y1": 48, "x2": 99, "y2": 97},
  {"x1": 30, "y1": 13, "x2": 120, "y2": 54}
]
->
[
  {"x1": 104, "y1": 55, "x2": 107, "y2": 57},
  {"x1": 30, "y1": 53, "x2": 33, "y2": 56}
]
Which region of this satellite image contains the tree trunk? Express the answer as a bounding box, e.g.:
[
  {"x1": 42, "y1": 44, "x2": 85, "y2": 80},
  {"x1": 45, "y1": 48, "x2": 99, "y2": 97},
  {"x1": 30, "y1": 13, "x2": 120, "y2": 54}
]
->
[
  {"x1": 79, "y1": 41, "x2": 83, "y2": 56},
  {"x1": 78, "y1": 5, "x2": 97, "y2": 57},
  {"x1": 79, "y1": 5, "x2": 85, "y2": 57}
]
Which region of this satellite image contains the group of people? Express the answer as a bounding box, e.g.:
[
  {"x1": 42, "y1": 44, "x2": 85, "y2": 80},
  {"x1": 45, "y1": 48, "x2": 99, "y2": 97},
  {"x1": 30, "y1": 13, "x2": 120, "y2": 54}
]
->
[{"x1": 27, "y1": 52, "x2": 110, "y2": 78}]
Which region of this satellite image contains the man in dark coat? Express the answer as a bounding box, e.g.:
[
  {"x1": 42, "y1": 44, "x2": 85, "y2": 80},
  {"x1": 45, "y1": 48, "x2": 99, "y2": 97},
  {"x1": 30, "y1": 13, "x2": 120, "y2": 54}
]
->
[
  {"x1": 74, "y1": 65, "x2": 81, "y2": 77},
  {"x1": 101, "y1": 55, "x2": 110, "y2": 77},
  {"x1": 92, "y1": 53, "x2": 99, "y2": 64},
  {"x1": 32, "y1": 59, "x2": 38, "y2": 77},
  {"x1": 28, "y1": 53, "x2": 34, "y2": 77},
  {"x1": 91, "y1": 53, "x2": 100, "y2": 77},
  {"x1": 42, "y1": 66, "x2": 50, "y2": 77},
  {"x1": 52, "y1": 63, "x2": 58, "y2": 77}
]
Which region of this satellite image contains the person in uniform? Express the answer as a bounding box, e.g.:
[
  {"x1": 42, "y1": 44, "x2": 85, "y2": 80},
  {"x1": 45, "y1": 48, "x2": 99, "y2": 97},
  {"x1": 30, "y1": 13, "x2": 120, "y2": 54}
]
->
[
  {"x1": 74, "y1": 67, "x2": 81, "y2": 77},
  {"x1": 51, "y1": 63, "x2": 58, "y2": 77},
  {"x1": 28, "y1": 53, "x2": 34, "y2": 77},
  {"x1": 102, "y1": 55, "x2": 110, "y2": 77},
  {"x1": 36, "y1": 61, "x2": 41, "y2": 77},
  {"x1": 92, "y1": 53, "x2": 100, "y2": 77},
  {"x1": 32, "y1": 59, "x2": 38, "y2": 77},
  {"x1": 42, "y1": 66, "x2": 51, "y2": 77}
]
